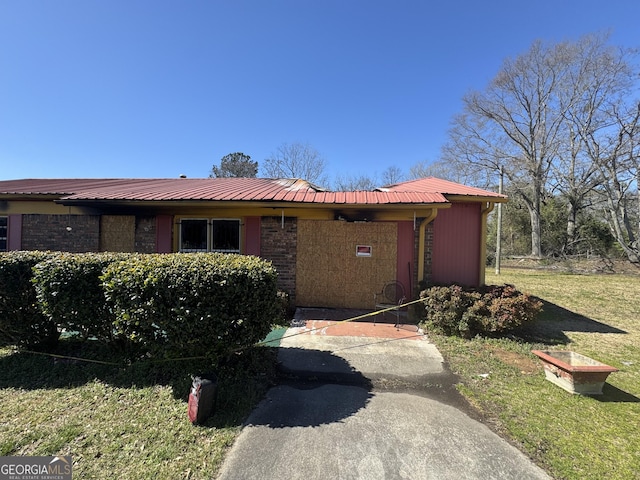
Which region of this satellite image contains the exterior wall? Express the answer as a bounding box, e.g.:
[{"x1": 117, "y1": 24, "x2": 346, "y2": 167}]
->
[
  {"x1": 260, "y1": 216, "x2": 297, "y2": 302},
  {"x1": 413, "y1": 220, "x2": 434, "y2": 290},
  {"x1": 8, "y1": 214, "x2": 22, "y2": 251},
  {"x1": 431, "y1": 203, "x2": 481, "y2": 286},
  {"x1": 156, "y1": 215, "x2": 173, "y2": 253},
  {"x1": 21, "y1": 214, "x2": 100, "y2": 252},
  {"x1": 17, "y1": 213, "x2": 160, "y2": 254},
  {"x1": 396, "y1": 221, "x2": 414, "y2": 298},
  {"x1": 135, "y1": 216, "x2": 156, "y2": 253},
  {"x1": 244, "y1": 217, "x2": 261, "y2": 256}
]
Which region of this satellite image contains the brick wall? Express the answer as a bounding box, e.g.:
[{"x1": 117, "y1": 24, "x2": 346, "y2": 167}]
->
[
  {"x1": 260, "y1": 216, "x2": 297, "y2": 302},
  {"x1": 22, "y1": 214, "x2": 100, "y2": 252},
  {"x1": 135, "y1": 216, "x2": 156, "y2": 253},
  {"x1": 414, "y1": 220, "x2": 434, "y2": 289}
]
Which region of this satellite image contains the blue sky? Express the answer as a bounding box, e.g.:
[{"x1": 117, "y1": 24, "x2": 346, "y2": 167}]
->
[{"x1": 1, "y1": 1, "x2": 639, "y2": 185}]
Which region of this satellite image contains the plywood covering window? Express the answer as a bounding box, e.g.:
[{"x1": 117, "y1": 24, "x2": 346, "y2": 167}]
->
[
  {"x1": 0, "y1": 216, "x2": 7, "y2": 251},
  {"x1": 179, "y1": 218, "x2": 240, "y2": 253}
]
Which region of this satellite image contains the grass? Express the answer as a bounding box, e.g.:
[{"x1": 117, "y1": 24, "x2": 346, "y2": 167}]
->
[
  {"x1": 428, "y1": 268, "x2": 640, "y2": 480},
  {"x1": 0, "y1": 339, "x2": 278, "y2": 479}
]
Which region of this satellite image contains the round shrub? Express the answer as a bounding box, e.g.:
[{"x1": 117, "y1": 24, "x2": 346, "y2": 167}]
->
[{"x1": 420, "y1": 284, "x2": 542, "y2": 338}]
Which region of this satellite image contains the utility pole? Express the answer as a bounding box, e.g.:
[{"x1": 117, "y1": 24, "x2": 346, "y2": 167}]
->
[{"x1": 495, "y1": 165, "x2": 503, "y2": 275}]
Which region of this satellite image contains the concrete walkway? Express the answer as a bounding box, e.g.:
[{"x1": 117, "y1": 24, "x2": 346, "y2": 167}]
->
[{"x1": 217, "y1": 309, "x2": 551, "y2": 480}]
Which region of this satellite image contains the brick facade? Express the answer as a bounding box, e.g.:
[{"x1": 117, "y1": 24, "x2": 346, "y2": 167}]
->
[
  {"x1": 22, "y1": 214, "x2": 100, "y2": 252},
  {"x1": 260, "y1": 216, "x2": 297, "y2": 301},
  {"x1": 135, "y1": 216, "x2": 156, "y2": 253},
  {"x1": 20, "y1": 214, "x2": 158, "y2": 253},
  {"x1": 414, "y1": 220, "x2": 434, "y2": 290}
]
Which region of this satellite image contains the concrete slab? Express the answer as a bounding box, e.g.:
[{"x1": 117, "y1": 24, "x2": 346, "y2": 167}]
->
[
  {"x1": 216, "y1": 309, "x2": 551, "y2": 479},
  {"x1": 279, "y1": 327, "x2": 445, "y2": 383},
  {"x1": 217, "y1": 385, "x2": 551, "y2": 480}
]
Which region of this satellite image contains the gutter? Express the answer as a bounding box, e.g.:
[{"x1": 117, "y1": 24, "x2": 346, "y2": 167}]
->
[
  {"x1": 479, "y1": 202, "x2": 495, "y2": 286},
  {"x1": 417, "y1": 208, "x2": 438, "y2": 283}
]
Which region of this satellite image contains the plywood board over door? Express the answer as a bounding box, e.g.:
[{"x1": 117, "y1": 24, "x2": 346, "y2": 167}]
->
[{"x1": 296, "y1": 220, "x2": 397, "y2": 308}]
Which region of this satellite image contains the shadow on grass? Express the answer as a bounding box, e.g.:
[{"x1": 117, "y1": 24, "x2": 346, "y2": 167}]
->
[
  {"x1": 510, "y1": 300, "x2": 627, "y2": 345},
  {"x1": 594, "y1": 383, "x2": 640, "y2": 403},
  {"x1": 0, "y1": 339, "x2": 279, "y2": 427}
]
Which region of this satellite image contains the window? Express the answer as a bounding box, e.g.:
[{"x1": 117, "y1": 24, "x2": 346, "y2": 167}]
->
[
  {"x1": 0, "y1": 216, "x2": 7, "y2": 251},
  {"x1": 212, "y1": 219, "x2": 240, "y2": 253},
  {"x1": 179, "y1": 218, "x2": 240, "y2": 253},
  {"x1": 180, "y1": 219, "x2": 208, "y2": 252}
]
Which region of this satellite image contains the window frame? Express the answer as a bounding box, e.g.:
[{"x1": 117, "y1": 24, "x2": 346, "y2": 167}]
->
[
  {"x1": 178, "y1": 218, "x2": 209, "y2": 253},
  {"x1": 178, "y1": 217, "x2": 241, "y2": 253},
  {"x1": 0, "y1": 216, "x2": 7, "y2": 252},
  {"x1": 210, "y1": 218, "x2": 241, "y2": 253}
]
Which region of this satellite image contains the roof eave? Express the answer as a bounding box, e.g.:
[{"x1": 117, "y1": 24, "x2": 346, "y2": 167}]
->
[
  {"x1": 445, "y1": 194, "x2": 508, "y2": 203},
  {"x1": 55, "y1": 198, "x2": 452, "y2": 209}
]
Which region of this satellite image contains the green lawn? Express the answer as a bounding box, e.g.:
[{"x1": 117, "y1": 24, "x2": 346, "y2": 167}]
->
[
  {"x1": 0, "y1": 341, "x2": 277, "y2": 479},
  {"x1": 429, "y1": 268, "x2": 640, "y2": 479}
]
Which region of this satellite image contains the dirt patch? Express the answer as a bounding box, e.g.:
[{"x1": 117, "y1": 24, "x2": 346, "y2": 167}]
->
[{"x1": 487, "y1": 346, "x2": 540, "y2": 374}]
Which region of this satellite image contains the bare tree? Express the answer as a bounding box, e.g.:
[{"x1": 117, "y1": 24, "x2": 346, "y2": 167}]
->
[
  {"x1": 210, "y1": 152, "x2": 257, "y2": 178},
  {"x1": 333, "y1": 174, "x2": 379, "y2": 191},
  {"x1": 381, "y1": 166, "x2": 405, "y2": 186},
  {"x1": 262, "y1": 142, "x2": 328, "y2": 186},
  {"x1": 584, "y1": 103, "x2": 640, "y2": 263},
  {"x1": 549, "y1": 34, "x2": 639, "y2": 253},
  {"x1": 408, "y1": 159, "x2": 491, "y2": 186},
  {"x1": 442, "y1": 36, "x2": 618, "y2": 258}
]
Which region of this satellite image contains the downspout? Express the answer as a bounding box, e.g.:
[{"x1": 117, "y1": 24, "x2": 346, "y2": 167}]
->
[
  {"x1": 479, "y1": 202, "x2": 495, "y2": 286},
  {"x1": 418, "y1": 209, "x2": 438, "y2": 284}
]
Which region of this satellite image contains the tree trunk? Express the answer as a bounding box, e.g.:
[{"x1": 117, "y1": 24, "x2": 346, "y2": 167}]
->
[
  {"x1": 529, "y1": 207, "x2": 543, "y2": 258},
  {"x1": 566, "y1": 202, "x2": 577, "y2": 253}
]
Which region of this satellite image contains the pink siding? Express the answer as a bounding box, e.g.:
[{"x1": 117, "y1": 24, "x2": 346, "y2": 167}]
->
[
  {"x1": 431, "y1": 203, "x2": 481, "y2": 286},
  {"x1": 8, "y1": 214, "x2": 22, "y2": 251},
  {"x1": 155, "y1": 215, "x2": 173, "y2": 253},
  {"x1": 244, "y1": 217, "x2": 261, "y2": 256},
  {"x1": 396, "y1": 221, "x2": 414, "y2": 298}
]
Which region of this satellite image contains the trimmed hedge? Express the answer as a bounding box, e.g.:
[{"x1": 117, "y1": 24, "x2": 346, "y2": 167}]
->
[
  {"x1": 102, "y1": 253, "x2": 280, "y2": 360},
  {"x1": 420, "y1": 284, "x2": 542, "y2": 338},
  {"x1": 1, "y1": 252, "x2": 281, "y2": 360},
  {"x1": 32, "y1": 252, "x2": 131, "y2": 342},
  {"x1": 0, "y1": 251, "x2": 59, "y2": 348}
]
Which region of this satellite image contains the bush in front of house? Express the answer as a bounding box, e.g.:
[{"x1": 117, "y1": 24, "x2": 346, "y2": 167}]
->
[
  {"x1": 420, "y1": 284, "x2": 542, "y2": 338},
  {"x1": 0, "y1": 251, "x2": 59, "y2": 348},
  {"x1": 102, "y1": 253, "x2": 280, "y2": 360},
  {"x1": 32, "y1": 252, "x2": 131, "y2": 343}
]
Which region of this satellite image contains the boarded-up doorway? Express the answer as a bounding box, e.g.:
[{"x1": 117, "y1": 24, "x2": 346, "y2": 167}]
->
[{"x1": 296, "y1": 220, "x2": 397, "y2": 308}]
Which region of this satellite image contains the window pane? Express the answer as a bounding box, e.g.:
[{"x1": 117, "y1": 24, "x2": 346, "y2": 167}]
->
[
  {"x1": 180, "y1": 219, "x2": 208, "y2": 251},
  {"x1": 0, "y1": 217, "x2": 7, "y2": 251},
  {"x1": 212, "y1": 220, "x2": 240, "y2": 253}
]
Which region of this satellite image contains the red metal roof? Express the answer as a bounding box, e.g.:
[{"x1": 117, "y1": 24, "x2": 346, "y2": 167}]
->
[
  {"x1": 379, "y1": 177, "x2": 505, "y2": 199},
  {"x1": 0, "y1": 177, "x2": 502, "y2": 205}
]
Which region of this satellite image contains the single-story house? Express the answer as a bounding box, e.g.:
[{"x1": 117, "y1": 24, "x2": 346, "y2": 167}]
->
[{"x1": 0, "y1": 177, "x2": 506, "y2": 308}]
